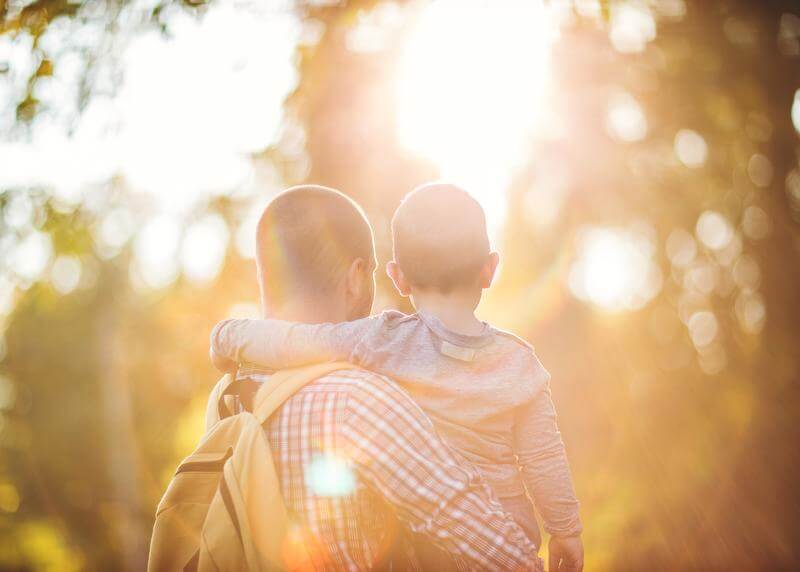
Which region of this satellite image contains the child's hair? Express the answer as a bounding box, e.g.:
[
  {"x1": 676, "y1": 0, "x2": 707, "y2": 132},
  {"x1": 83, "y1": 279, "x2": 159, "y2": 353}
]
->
[{"x1": 391, "y1": 183, "x2": 491, "y2": 293}]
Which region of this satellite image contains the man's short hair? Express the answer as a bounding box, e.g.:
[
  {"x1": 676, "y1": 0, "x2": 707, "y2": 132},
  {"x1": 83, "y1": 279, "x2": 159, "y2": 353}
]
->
[
  {"x1": 256, "y1": 185, "x2": 376, "y2": 307},
  {"x1": 391, "y1": 183, "x2": 491, "y2": 293}
]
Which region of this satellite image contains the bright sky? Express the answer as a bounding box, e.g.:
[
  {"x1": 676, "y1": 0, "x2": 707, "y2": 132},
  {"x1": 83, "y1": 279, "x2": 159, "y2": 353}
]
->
[{"x1": 0, "y1": 0, "x2": 298, "y2": 211}]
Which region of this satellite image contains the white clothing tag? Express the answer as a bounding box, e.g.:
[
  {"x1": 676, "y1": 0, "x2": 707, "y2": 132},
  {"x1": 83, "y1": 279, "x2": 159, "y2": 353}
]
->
[{"x1": 439, "y1": 340, "x2": 476, "y2": 362}]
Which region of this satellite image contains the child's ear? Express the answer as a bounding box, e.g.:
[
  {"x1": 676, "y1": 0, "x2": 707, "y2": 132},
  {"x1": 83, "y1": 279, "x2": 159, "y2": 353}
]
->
[
  {"x1": 386, "y1": 261, "x2": 412, "y2": 297},
  {"x1": 480, "y1": 252, "x2": 500, "y2": 288}
]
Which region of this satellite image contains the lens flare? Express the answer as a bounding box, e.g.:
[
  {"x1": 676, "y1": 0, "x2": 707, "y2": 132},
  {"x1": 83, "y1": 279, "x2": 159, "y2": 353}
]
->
[{"x1": 307, "y1": 455, "x2": 356, "y2": 497}]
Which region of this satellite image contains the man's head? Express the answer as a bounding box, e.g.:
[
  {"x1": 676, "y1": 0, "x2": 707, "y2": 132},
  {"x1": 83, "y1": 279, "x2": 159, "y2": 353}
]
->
[
  {"x1": 388, "y1": 183, "x2": 499, "y2": 298},
  {"x1": 255, "y1": 185, "x2": 376, "y2": 322}
]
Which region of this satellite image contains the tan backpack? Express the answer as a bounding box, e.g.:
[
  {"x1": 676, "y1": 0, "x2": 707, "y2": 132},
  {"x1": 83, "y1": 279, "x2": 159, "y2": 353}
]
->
[{"x1": 147, "y1": 362, "x2": 354, "y2": 571}]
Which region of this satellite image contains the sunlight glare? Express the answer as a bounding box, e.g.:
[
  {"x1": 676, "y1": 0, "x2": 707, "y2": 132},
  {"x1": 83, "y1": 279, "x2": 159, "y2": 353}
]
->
[
  {"x1": 119, "y1": 4, "x2": 299, "y2": 212},
  {"x1": 395, "y1": 0, "x2": 556, "y2": 230},
  {"x1": 132, "y1": 215, "x2": 181, "y2": 290},
  {"x1": 0, "y1": 1, "x2": 299, "y2": 215},
  {"x1": 181, "y1": 215, "x2": 229, "y2": 285}
]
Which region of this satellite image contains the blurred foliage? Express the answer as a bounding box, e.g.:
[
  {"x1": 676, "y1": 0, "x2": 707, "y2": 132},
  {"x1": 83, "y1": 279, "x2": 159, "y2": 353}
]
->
[{"x1": 2, "y1": 0, "x2": 800, "y2": 571}]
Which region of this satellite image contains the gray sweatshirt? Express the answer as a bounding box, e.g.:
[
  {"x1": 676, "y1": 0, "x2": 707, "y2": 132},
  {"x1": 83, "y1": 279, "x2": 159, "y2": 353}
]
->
[{"x1": 211, "y1": 309, "x2": 582, "y2": 536}]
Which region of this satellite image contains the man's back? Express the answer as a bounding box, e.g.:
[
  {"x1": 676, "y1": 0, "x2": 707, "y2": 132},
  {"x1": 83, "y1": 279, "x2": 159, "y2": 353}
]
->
[
  {"x1": 236, "y1": 365, "x2": 540, "y2": 571},
  {"x1": 265, "y1": 367, "x2": 399, "y2": 570}
]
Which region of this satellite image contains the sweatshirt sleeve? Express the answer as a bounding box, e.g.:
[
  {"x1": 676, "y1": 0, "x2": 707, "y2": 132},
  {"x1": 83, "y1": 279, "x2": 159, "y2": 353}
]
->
[
  {"x1": 513, "y1": 368, "x2": 583, "y2": 537},
  {"x1": 210, "y1": 315, "x2": 380, "y2": 370}
]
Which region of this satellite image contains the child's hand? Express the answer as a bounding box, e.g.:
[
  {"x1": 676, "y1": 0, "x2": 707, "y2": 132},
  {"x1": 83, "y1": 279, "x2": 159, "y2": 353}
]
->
[
  {"x1": 209, "y1": 347, "x2": 238, "y2": 374},
  {"x1": 548, "y1": 535, "x2": 584, "y2": 571}
]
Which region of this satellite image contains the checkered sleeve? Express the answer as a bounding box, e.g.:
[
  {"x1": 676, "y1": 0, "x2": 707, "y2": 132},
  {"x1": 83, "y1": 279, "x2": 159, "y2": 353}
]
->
[{"x1": 340, "y1": 374, "x2": 542, "y2": 571}]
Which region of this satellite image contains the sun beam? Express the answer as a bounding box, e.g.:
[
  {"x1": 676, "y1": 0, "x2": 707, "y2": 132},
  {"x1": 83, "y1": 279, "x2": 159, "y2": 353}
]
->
[{"x1": 395, "y1": 0, "x2": 557, "y2": 231}]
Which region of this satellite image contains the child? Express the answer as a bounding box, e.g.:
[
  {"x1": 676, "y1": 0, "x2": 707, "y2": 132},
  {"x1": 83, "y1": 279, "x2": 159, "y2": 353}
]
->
[{"x1": 211, "y1": 183, "x2": 582, "y2": 559}]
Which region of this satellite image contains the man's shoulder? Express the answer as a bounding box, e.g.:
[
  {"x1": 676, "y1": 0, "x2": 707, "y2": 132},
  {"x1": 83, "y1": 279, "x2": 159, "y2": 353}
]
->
[
  {"x1": 239, "y1": 365, "x2": 390, "y2": 391},
  {"x1": 238, "y1": 364, "x2": 421, "y2": 416},
  {"x1": 304, "y1": 367, "x2": 410, "y2": 402},
  {"x1": 301, "y1": 366, "x2": 383, "y2": 388}
]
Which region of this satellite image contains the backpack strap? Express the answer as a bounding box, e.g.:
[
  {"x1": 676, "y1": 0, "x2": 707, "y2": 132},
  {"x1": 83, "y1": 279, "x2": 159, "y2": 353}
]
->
[
  {"x1": 253, "y1": 362, "x2": 357, "y2": 425},
  {"x1": 204, "y1": 374, "x2": 236, "y2": 431}
]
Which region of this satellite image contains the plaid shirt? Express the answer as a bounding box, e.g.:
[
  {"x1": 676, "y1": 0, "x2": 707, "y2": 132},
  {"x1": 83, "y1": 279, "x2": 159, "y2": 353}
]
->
[{"x1": 237, "y1": 365, "x2": 540, "y2": 571}]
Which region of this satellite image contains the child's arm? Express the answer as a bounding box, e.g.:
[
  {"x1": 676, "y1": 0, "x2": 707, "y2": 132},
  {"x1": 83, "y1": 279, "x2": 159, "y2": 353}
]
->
[
  {"x1": 513, "y1": 377, "x2": 583, "y2": 539},
  {"x1": 210, "y1": 315, "x2": 380, "y2": 371}
]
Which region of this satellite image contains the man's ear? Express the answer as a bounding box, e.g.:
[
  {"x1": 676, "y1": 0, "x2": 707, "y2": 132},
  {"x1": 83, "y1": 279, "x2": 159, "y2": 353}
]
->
[
  {"x1": 386, "y1": 261, "x2": 412, "y2": 297},
  {"x1": 480, "y1": 252, "x2": 500, "y2": 289},
  {"x1": 346, "y1": 257, "x2": 369, "y2": 298},
  {"x1": 345, "y1": 257, "x2": 375, "y2": 319}
]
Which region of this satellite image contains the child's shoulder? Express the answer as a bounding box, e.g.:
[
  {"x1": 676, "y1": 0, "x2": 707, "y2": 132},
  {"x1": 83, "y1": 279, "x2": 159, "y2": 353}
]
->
[
  {"x1": 488, "y1": 324, "x2": 535, "y2": 354},
  {"x1": 487, "y1": 324, "x2": 551, "y2": 386}
]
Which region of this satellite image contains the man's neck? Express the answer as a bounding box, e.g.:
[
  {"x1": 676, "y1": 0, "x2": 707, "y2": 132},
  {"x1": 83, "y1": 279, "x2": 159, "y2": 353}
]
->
[
  {"x1": 411, "y1": 288, "x2": 484, "y2": 336},
  {"x1": 266, "y1": 297, "x2": 346, "y2": 324}
]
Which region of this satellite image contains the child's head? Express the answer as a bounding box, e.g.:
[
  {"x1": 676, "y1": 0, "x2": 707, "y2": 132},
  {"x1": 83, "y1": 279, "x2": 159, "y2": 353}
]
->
[{"x1": 388, "y1": 183, "x2": 499, "y2": 299}]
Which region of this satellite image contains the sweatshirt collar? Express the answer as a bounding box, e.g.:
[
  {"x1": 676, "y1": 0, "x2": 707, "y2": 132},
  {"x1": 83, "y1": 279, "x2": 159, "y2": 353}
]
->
[{"x1": 415, "y1": 309, "x2": 494, "y2": 349}]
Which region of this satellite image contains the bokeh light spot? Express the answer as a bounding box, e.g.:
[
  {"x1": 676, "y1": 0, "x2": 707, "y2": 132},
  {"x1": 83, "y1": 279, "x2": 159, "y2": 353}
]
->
[
  {"x1": 666, "y1": 228, "x2": 697, "y2": 268},
  {"x1": 606, "y1": 92, "x2": 648, "y2": 143},
  {"x1": 732, "y1": 255, "x2": 761, "y2": 292},
  {"x1": 12, "y1": 232, "x2": 53, "y2": 283},
  {"x1": 747, "y1": 154, "x2": 773, "y2": 188},
  {"x1": 610, "y1": 4, "x2": 657, "y2": 53},
  {"x1": 132, "y1": 215, "x2": 181, "y2": 290},
  {"x1": 696, "y1": 211, "x2": 733, "y2": 251},
  {"x1": 742, "y1": 205, "x2": 770, "y2": 240},
  {"x1": 735, "y1": 291, "x2": 766, "y2": 334},
  {"x1": 697, "y1": 343, "x2": 727, "y2": 376},
  {"x1": 181, "y1": 215, "x2": 229, "y2": 285},
  {"x1": 688, "y1": 310, "x2": 719, "y2": 348},
  {"x1": 684, "y1": 259, "x2": 718, "y2": 295},
  {"x1": 734, "y1": 291, "x2": 767, "y2": 334},
  {"x1": 674, "y1": 129, "x2": 708, "y2": 168},
  {"x1": 569, "y1": 226, "x2": 662, "y2": 312},
  {"x1": 3, "y1": 193, "x2": 34, "y2": 230},
  {"x1": 50, "y1": 256, "x2": 82, "y2": 295},
  {"x1": 94, "y1": 208, "x2": 135, "y2": 260}
]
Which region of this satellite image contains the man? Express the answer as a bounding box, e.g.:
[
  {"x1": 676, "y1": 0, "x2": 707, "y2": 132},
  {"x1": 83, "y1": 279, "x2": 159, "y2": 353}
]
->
[{"x1": 214, "y1": 185, "x2": 543, "y2": 570}]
